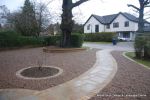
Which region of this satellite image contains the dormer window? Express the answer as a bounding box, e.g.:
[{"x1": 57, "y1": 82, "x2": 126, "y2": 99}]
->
[{"x1": 125, "y1": 21, "x2": 129, "y2": 27}]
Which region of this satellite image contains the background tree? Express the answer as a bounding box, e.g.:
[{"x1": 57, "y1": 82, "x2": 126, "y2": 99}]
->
[
  {"x1": 35, "y1": 1, "x2": 53, "y2": 36},
  {"x1": 128, "y1": 0, "x2": 150, "y2": 32},
  {"x1": 16, "y1": 0, "x2": 38, "y2": 36},
  {"x1": 60, "y1": 0, "x2": 89, "y2": 47},
  {"x1": 0, "y1": 5, "x2": 10, "y2": 29}
]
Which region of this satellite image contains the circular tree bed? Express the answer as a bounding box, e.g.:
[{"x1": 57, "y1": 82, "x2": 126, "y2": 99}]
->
[{"x1": 16, "y1": 66, "x2": 63, "y2": 79}]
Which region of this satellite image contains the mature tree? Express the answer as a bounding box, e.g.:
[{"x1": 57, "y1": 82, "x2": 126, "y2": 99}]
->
[
  {"x1": 60, "y1": 0, "x2": 89, "y2": 47},
  {"x1": 17, "y1": 0, "x2": 38, "y2": 36},
  {"x1": 128, "y1": 0, "x2": 150, "y2": 32}
]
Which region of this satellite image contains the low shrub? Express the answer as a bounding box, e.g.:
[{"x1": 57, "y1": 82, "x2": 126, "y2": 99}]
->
[
  {"x1": 84, "y1": 32, "x2": 116, "y2": 42},
  {"x1": 134, "y1": 33, "x2": 150, "y2": 59}
]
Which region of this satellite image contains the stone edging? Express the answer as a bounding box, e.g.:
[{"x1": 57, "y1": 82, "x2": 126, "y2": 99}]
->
[
  {"x1": 16, "y1": 66, "x2": 63, "y2": 80},
  {"x1": 122, "y1": 52, "x2": 150, "y2": 69},
  {"x1": 43, "y1": 47, "x2": 86, "y2": 53}
]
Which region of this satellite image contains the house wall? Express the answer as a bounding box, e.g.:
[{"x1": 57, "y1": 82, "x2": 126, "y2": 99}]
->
[
  {"x1": 105, "y1": 14, "x2": 138, "y2": 32},
  {"x1": 84, "y1": 16, "x2": 104, "y2": 33}
]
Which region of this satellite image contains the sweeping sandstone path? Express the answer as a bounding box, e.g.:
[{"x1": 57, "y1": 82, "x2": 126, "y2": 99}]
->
[
  {"x1": 0, "y1": 49, "x2": 117, "y2": 100},
  {"x1": 85, "y1": 42, "x2": 150, "y2": 100}
]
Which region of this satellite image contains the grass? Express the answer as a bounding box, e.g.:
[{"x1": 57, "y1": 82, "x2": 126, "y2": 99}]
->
[
  {"x1": 125, "y1": 52, "x2": 150, "y2": 68},
  {"x1": 84, "y1": 41, "x2": 111, "y2": 44}
]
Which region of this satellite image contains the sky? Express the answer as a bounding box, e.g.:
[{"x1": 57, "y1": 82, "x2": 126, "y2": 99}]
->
[{"x1": 1, "y1": 0, "x2": 150, "y2": 24}]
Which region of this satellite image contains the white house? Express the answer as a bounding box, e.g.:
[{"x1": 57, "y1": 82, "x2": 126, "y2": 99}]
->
[{"x1": 84, "y1": 12, "x2": 150, "y2": 41}]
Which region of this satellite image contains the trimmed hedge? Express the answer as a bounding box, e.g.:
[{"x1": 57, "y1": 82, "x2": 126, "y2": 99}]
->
[
  {"x1": 84, "y1": 32, "x2": 116, "y2": 42},
  {"x1": 71, "y1": 33, "x2": 84, "y2": 47},
  {"x1": 0, "y1": 31, "x2": 84, "y2": 48},
  {"x1": 0, "y1": 31, "x2": 44, "y2": 48},
  {"x1": 44, "y1": 35, "x2": 60, "y2": 46},
  {"x1": 44, "y1": 33, "x2": 84, "y2": 47}
]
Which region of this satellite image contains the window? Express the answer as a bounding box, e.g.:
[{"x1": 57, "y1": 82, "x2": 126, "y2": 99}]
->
[
  {"x1": 124, "y1": 21, "x2": 129, "y2": 27},
  {"x1": 113, "y1": 22, "x2": 119, "y2": 28},
  {"x1": 87, "y1": 24, "x2": 90, "y2": 30},
  {"x1": 106, "y1": 25, "x2": 110, "y2": 29},
  {"x1": 95, "y1": 25, "x2": 99, "y2": 32}
]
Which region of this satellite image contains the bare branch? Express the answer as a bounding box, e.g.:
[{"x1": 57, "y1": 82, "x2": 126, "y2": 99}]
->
[
  {"x1": 145, "y1": 5, "x2": 150, "y2": 7},
  {"x1": 128, "y1": 4, "x2": 140, "y2": 11},
  {"x1": 144, "y1": 0, "x2": 150, "y2": 5},
  {"x1": 72, "y1": 0, "x2": 89, "y2": 8}
]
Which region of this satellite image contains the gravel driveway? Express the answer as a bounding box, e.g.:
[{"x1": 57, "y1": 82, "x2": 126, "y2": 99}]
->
[
  {"x1": 0, "y1": 47, "x2": 97, "y2": 90},
  {"x1": 89, "y1": 51, "x2": 150, "y2": 100}
]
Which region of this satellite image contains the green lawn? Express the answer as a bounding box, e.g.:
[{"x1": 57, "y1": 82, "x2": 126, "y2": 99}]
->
[
  {"x1": 84, "y1": 41, "x2": 111, "y2": 44},
  {"x1": 125, "y1": 52, "x2": 150, "y2": 68}
]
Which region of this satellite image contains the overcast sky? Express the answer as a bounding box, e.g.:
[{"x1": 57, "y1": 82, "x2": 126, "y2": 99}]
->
[{"x1": 1, "y1": 0, "x2": 150, "y2": 23}]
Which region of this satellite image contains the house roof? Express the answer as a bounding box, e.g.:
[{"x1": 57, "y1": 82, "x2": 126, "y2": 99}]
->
[
  {"x1": 84, "y1": 12, "x2": 150, "y2": 26},
  {"x1": 92, "y1": 14, "x2": 117, "y2": 24}
]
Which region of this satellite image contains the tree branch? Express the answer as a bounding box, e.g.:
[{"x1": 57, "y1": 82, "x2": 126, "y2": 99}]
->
[
  {"x1": 128, "y1": 4, "x2": 140, "y2": 11},
  {"x1": 145, "y1": 5, "x2": 150, "y2": 7},
  {"x1": 144, "y1": 0, "x2": 150, "y2": 5},
  {"x1": 72, "y1": 0, "x2": 89, "y2": 8}
]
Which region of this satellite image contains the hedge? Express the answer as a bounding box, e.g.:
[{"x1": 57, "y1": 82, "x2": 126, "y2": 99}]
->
[
  {"x1": 44, "y1": 35, "x2": 60, "y2": 46},
  {"x1": 84, "y1": 32, "x2": 116, "y2": 42},
  {"x1": 44, "y1": 33, "x2": 84, "y2": 47},
  {"x1": 71, "y1": 33, "x2": 84, "y2": 47},
  {"x1": 0, "y1": 31, "x2": 84, "y2": 48},
  {"x1": 0, "y1": 31, "x2": 44, "y2": 48}
]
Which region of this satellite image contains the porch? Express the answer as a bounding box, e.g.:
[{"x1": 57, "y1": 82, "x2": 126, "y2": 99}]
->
[{"x1": 118, "y1": 31, "x2": 136, "y2": 41}]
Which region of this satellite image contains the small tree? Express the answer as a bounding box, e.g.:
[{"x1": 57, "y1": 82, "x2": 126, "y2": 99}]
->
[
  {"x1": 60, "y1": 0, "x2": 89, "y2": 47},
  {"x1": 128, "y1": 0, "x2": 150, "y2": 32}
]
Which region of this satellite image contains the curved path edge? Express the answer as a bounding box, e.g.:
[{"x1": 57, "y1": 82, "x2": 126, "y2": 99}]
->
[
  {"x1": 123, "y1": 52, "x2": 150, "y2": 70},
  {"x1": 0, "y1": 49, "x2": 118, "y2": 100}
]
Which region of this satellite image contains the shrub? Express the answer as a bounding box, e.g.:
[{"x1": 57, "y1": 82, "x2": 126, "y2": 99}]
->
[
  {"x1": 71, "y1": 33, "x2": 84, "y2": 47},
  {"x1": 84, "y1": 32, "x2": 116, "y2": 42},
  {"x1": 134, "y1": 33, "x2": 150, "y2": 59}
]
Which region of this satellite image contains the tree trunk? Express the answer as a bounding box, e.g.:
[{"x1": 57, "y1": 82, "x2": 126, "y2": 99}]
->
[
  {"x1": 60, "y1": 0, "x2": 88, "y2": 47},
  {"x1": 60, "y1": 0, "x2": 73, "y2": 47},
  {"x1": 138, "y1": 2, "x2": 144, "y2": 33}
]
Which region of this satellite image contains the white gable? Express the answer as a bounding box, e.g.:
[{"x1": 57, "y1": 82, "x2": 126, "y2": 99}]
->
[
  {"x1": 84, "y1": 16, "x2": 105, "y2": 33},
  {"x1": 106, "y1": 14, "x2": 138, "y2": 32}
]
